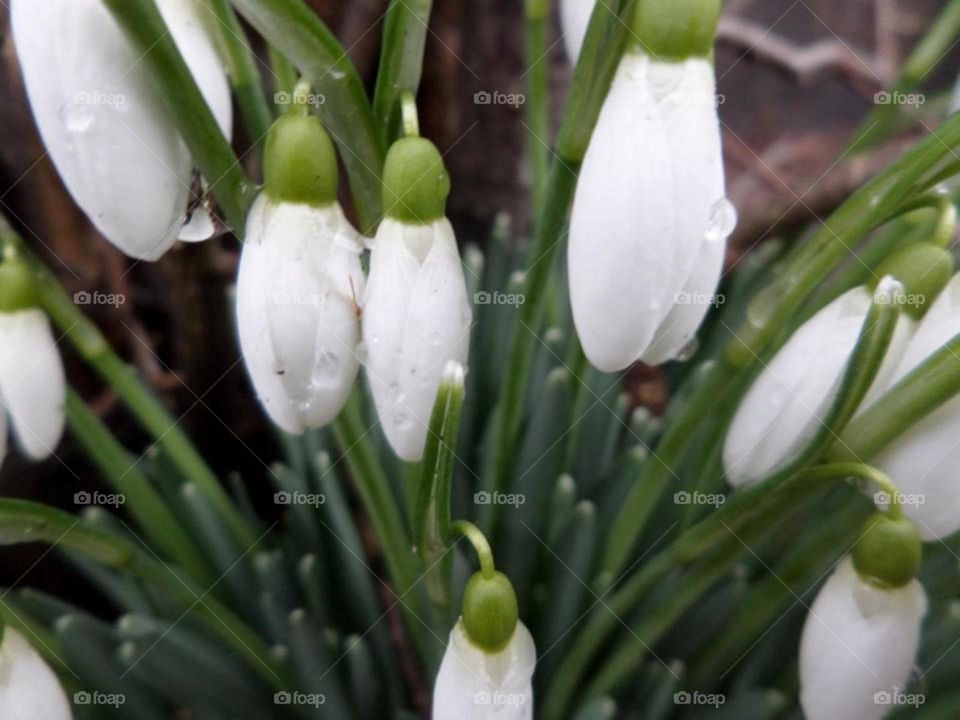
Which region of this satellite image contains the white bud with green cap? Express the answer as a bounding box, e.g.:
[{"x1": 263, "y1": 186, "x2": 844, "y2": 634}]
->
[
  {"x1": 12, "y1": 0, "x2": 232, "y2": 260},
  {"x1": 0, "y1": 252, "x2": 66, "y2": 468},
  {"x1": 362, "y1": 137, "x2": 471, "y2": 462},
  {"x1": 568, "y1": 0, "x2": 734, "y2": 371},
  {"x1": 236, "y1": 102, "x2": 365, "y2": 433},
  {"x1": 433, "y1": 522, "x2": 535, "y2": 719},
  {"x1": 0, "y1": 627, "x2": 72, "y2": 719}
]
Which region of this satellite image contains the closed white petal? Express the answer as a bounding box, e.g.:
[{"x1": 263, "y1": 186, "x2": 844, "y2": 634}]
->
[
  {"x1": 237, "y1": 197, "x2": 364, "y2": 433},
  {"x1": 363, "y1": 218, "x2": 471, "y2": 461},
  {"x1": 560, "y1": 0, "x2": 594, "y2": 62},
  {"x1": 799, "y1": 557, "x2": 926, "y2": 720},
  {"x1": 0, "y1": 629, "x2": 72, "y2": 720},
  {"x1": 0, "y1": 393, "x2": 6, "y2": 469},
  {"x1": 0, "y1": 310, "x2": 66, "y2": 460},
  {"x1": 723, "y1": 287, "x2": 913, "y2": 486},
  {"x1": 871, "y1": 273, "x2": 960, "y2": 539},
  {"x1": 641, "y1": 229, "x2": 726, "y2": 365},
  {"x1": 12, "y1": 0, "x2": 230, "y2": 261},
  {"x1": 569, "y1": 53, "x2": 679, "y2": 372},
  {"x1": 433, "y1": 620, "x2": 535, "y2": 720}
]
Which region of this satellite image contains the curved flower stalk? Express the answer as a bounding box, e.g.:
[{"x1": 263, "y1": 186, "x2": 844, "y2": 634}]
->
[
  {"x1": 723, "y1": 282, "x2": 914, "y2": 486},
  {"x1": 869, "y1": 271, "x2": 960, "y2": 539},
  {"x1": 0, "y1": 628, "x2": 72, "y2": 720},
  {"x1": 363, "y1": 137, "x2": 471, "y2": 462},
  {"x1": 434, "y1": 522, "x2": 535, "y2": 719},
  {"x1": 12, "y1": 0, "x2": 232, "y2": 261},
  {"x1": 568, "y1": 0, "x2": 733, "y2": 372},
  {"x1": 0, "y1": 256, "x2": 66, "y2": 467},
  {"x1": 559, "y1": 0, "x2": 594, "y2": 62},
  {"x1": 799, "y1": 552, "x2": 926, "y2": 720},
  {"x1": 237, "y1": 107, "x2": 365, "y2": 434}
]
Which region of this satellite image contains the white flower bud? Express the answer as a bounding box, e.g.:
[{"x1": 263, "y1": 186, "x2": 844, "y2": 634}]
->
[
  {"x1": 236, "y1": 195, "x2": 365, "y2": 434},
  {"x1": 723, "y1": 286, "x2": 914, "y2": 486},
  {"x1": 0, "y1": 628, "x2": 72, "y2": 720},
  {"x1": 568, "y1": 52, "x2": 730, "y2": 372},
  {"x1": 433, "y1": 620, "x2": 535, "y2": 720},
  {"x1": 0, "y1": 309, "x2": 66, "y2": 466},
  {"x1": 362, "y1": 218, "x2": 471, "y2": 462},
  {"x1": 800, "y1": 557, "x2": 926, "y2": 720},
  {"x1": 12, "y1": 0, "x2": 232, "y2": 260}
]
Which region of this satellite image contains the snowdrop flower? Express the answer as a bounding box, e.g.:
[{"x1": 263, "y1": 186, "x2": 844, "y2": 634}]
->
[
  {"x1": 723, "y1": 281, "x2": 915, "y2": 487},
  {"x1": 870, "y1": 270, "x2": 960, "y2": 539},
  {"x1": 434, "y1": 526, "x2": 534, "y2": 719},
  {"x1": 800, "y1": 546, "x2": 926, "y2": 720},
  {"x1": 237, "y1": 108, "x2": 364, "y2": 433},
  {"x1": 560, "y1": 0, "x2": 594, "y2": 62},
  {"x1": 363, "y1": 137, "x2": 471, "y2": 462},
  {"x1": 0, "y1": 255, "x2": 66, "y2": 467},
  {"x1": 0, "y1": 627, "x2": 72, "y2": 720},
  {"x1": 12, "y1": 0, "x2": 232, "y2": 260},
  {"x1": 568, "y1": 0, "x2": 733, "y2": 372}
]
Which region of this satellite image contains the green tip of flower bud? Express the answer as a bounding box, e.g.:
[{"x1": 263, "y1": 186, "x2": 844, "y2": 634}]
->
[
  {"x1": 263, "y1": 112, "x2": 338, "y2": 207},
  {"x1": 873, "y1": 243, "x2": 955, "y2": 318},
  {"x1": 632, "y1": 0, "x2": 721, "y2": 60},
  {"x1": 853, "y1": 513, "x2": 923, "y2": 589},
  {"x1": 382, "y1": 137, "x2": 450, "y2": 224},
  {"x1": 461, "y1": 570, "x2": 519, "y2": 653},
  {"x1": 0, "y1": 257, "x2": 40, "y2": 312}
]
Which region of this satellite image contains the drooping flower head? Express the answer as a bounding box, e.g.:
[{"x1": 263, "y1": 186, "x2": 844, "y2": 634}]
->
[
  {"x1": 568, "y1": 0, "x2": 732, "y2": 371},
  {"x1": 12, "y1": 0, "x2": 232, "y2": 260},
  {"x1": 363, "y1": 136, "x2": 472, "y2": 462},
  {"x1": 237, "y1": 101, "x2": 364, "y2": 433},
  {"x1": 0, "y1": 627, "x2": 72, "y2": 720},
  {"x1": 0, "y1": 253, "x2": 66, "y2": 468}
]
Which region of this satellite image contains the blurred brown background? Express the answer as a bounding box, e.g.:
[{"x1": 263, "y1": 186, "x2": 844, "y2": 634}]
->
[{"x1": 0, "y1": 0, "x2": 956, "y2": 598}]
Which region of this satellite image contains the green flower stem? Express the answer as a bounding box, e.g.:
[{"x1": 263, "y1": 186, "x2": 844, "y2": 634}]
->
[
  {"x1": 525, "y1": 0, "x2": 550, "y2": 214},
  {"x1": 489, "y1": 0, "x2": 634, "y2": 529},
  {"x1": 202, "y1": 0, "x2": 274, "y2": 148},
  {"x1": 890, "y1": 192, "x2": 958, "y2": 249},
  {"x1": 373, "y1": 0, "x2": 433, "y2": 144},
  {"x1": 451, "y1": 521, "x2": 496, "y2": 578},
  {"x1": 603, "y1": 107, "x2": 960, "y2": 580},
  {"x1": 333, "y1": 394, "x2": 426, "y2": 647},
  {"x1": 401, "y1": 92, "x2": 421, "y2": 139},
  {"x1": 0, "y1": 217, "x2": 258, "y2": 550},
  {"x1": 101, "y1": 0, "x2": 255, "y2": 234},
  {"x1": 416, "y1": 365, "x2": 465, "y2": 615},
  {"x1": 543, "y1": 462, "x2": 863, "y2": 718},
  {"x1": 850, "y1": 0, "x2": 960, "y2": 153},
  {"x1": 833, "y1": 328, "x2": 960, "y2": 463},
  {"x1": 66, "y1": 389, "x2": 212, "y2": 583},
  {"x1": 230, "y1": 0, "x2": 385, "y2": 233},
  {"x1": 268, "y1": 45, "x2": 298, "y2": 100},
  {"x1": 0, "y1": 499, "x2": 288, "y2": 689}
]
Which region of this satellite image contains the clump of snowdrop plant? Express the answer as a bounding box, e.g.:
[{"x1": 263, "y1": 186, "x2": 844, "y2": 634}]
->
[{"x1": 4, "y1": 0, "x2": 960, "y2": 719}]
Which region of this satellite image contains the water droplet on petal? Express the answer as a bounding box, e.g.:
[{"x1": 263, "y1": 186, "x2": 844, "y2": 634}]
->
[
  {"x1": 705, "y1": 198, "x2": 738, "y2": 241},
  {"x1": 393, "y1": 413, "x2": 413, "y2": 430},
  {"x1": 60, "y1": 100, "x2": 94, "y2": 133}
]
